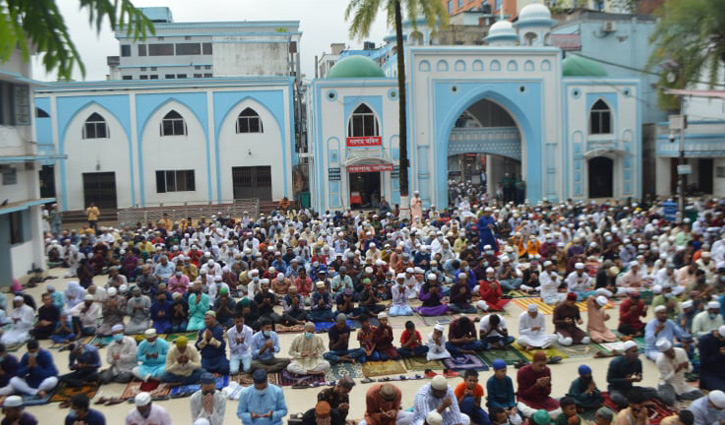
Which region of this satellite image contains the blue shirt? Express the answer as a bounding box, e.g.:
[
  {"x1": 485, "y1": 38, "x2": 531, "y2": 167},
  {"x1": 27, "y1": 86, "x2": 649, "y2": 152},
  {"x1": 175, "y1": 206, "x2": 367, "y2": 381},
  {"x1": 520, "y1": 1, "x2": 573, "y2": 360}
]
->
[
  {"x1": 136, "y1": 338, "x2": 169, "y2": 367},
  {"x1": 69, "y1": 344, "x2": 101, "y2": 371},
  {"x1": 251, "y1": 331, "x2": 280, "y2": 361},
  {"x1": 486, "y1": 375, "x2": 516, "y2": 409},
  {"x1": 65, "y1": 409, "x2": 105, "y2": 425},
  {"x1": 17, "y1": 349, "x2": 58, "y2": 388},
  {"x1": 154, "y1": 262, "x2": 176, "y2": 280},
  {"x1": 644, "y1": 318, "x2": 691, "y2": 356},
  {"x1": 237, "y1": 384, "x2": 287, "y2": 425}
]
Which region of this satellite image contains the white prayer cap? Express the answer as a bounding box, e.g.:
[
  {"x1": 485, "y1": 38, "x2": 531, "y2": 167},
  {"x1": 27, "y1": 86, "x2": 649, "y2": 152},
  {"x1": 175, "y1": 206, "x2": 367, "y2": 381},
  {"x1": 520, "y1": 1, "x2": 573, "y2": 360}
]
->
[
  {"x1": 144, "y1": 329, "x2": 157, "y2": 338},
  {"x1": 575, "y1": 263, "x2": 584, "y2": 270},
  {"x1": 111, "y1": 324, "x2": 124, "y2": 333},
  {"x1": 654, "y1": 305, "x2": 667, "y2": 313},
  {"x1": 434, "y1": 324, "x2": 445, "y2": 332},
  {"x1": 406, "y1": 268, "x2": 414, "y2": 274},
  {"x1": 378, "y1": 312, "x2": 388, "y2": 319},
  {"x1": 527, "y1": 304, "x2": 538, "y2": 312},
  {"x1": 194, "y1": 419, "x2": 211, "y2": 425},
  {"x1": 596, "y1": 296, "x2": 608, "y2": 307},
  {"x1": 710, "y1": 390, "x2": 725, "y2": 409},
  {"x1": 656, "y1": 339, "x2": 672, "y2": 352},
  {"x1": 483, "y1": 245, "x2": 492, "y2": 250},
  {"x1": 431, "y1": 375, "x2": 448, "y2": 390},
  {"x1": 396, "y1": 273, "x2": 406, "y2": 279},
  {"x1": 12, "y1": 296, "x2": 22, "y2": 302},
  {"x1": 135, "y1": 392, "x2": 152, "y2": 407},
  {"x1": 107, "y1": 287, "x2": 117, "y2": 297},
  {"x1": 426, "y1": 411, "x2": 444, "y2": 425},
  {"x1": 427, "y1": 273, "x2": 438, "y2": 280},
  {"x1": 2, "y1": 396, "x2": 23, "y2": 408},
  {"x1": 719, "y1": 325, "x2": 725, "y2": 336},
  {"x1": 458, "y1": 273, "x2": 467, "y2": 280},
  {"x1": 277, "y1": 273, "x2": 284, "y2": 280},
  {"x1": 652, "y1": 285, "x2": 662, "y2": 294},
  {"x1": 365, "y1": 267, "x2": 373, "y2": 274},
  {"x1": 622, "y1": 341, "x2": 638, "y2": 352},
  {"x1": 681, "y1": 300, "x2": 693, "y2": 309},
  {"x1": 486, "y1": 267, "x2": 494, "y2": 273},
  {"x1": 83, "y1": 294, "x2": 94, "y2": 301},
  {"x1": 708, "y1": 301, "x2": 721, "y2": 310},
  {"x1": 672, "y1": 286, "x2": 685, "y2": 296},
  {"x1": 543, "y1": 261, "x2": 553, "y2": 267}
]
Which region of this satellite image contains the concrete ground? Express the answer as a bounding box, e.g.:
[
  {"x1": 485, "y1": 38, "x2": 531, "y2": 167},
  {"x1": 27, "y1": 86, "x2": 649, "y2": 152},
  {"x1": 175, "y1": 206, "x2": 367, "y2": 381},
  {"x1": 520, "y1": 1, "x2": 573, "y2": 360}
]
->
[{"x1": 20, "y1": 268, "x2": 662, "y2": 424}]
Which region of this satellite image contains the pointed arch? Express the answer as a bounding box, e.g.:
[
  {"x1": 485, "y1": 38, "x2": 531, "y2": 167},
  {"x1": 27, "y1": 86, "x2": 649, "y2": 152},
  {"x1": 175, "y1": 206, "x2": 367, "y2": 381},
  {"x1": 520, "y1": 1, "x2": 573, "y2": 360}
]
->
[
  {"x1": 347, "y1": 103, "x2": 380, "y2": 138},
  {"x1": 160, "y1": 109, "x2": 187, "y2": 136},
  {"x1": 589, "y1": 99, "x2": 612, "y2": 135},
  {"x1": 236, "y1": 107, "x2": 264, "y2": 134},
  {"x1": 83, "y1": 112, "x2": 109, "y2": 139}
]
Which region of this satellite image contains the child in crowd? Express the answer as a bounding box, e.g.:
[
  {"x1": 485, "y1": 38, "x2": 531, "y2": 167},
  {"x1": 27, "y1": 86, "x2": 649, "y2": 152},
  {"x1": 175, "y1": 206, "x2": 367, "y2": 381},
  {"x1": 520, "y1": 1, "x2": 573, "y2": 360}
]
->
[
  {"x1": 455, "y1": 370, "x2": 491, "y2": 425},
  {"x1": 487, "y1": 359, "x2": 517, "y2": 414},
  {"x1": 554, "y1": 397, "x2": 582, "y2": 425},
  {"x1": 399, "y1": 321, "x2": 429, "y2": 358},
  {"x1": 426, "y1": 324, "x2": 451, "y2": 361}
]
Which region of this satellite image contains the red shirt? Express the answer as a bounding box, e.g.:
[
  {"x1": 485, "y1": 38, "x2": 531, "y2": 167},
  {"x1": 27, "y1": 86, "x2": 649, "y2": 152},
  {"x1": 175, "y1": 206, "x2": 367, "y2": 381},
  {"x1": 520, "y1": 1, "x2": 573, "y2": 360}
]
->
[
  {"x1": 619, "y1": 299, "x2": 646, "y2": 330},
  {"x1": 400, "y1": 329, "x2": 422, "y2": 348}
]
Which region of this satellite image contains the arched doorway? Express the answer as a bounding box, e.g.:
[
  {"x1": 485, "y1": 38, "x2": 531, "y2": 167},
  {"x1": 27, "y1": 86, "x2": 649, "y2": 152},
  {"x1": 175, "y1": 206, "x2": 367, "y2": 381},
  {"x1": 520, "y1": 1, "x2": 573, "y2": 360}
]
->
[
  {"x1": 447, "y1": 99, "x2": 523, "y2": 206},
  {"x1": 588, "y1": 156, "x2": 613, "y2": 198}
]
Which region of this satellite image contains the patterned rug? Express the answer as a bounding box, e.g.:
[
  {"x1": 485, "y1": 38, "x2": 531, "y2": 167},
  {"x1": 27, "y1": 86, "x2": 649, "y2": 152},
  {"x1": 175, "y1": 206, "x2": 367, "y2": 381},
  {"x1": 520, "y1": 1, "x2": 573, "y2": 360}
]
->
[
  {"x1": 512, "y1": 298, "x2": 614, "y2": 315},
  {"x1": 165, "y1": 331, "x2": 198, "y2": 343},
  {"x1": 275, "y1": 324, "x2": 306, "y2": 333},
  {"x1": 442, "y1": 353, "x2": 489, "y2": 371},
  {"x1": 361, "y1": 360, "x2": 407, "y2": 377},
  {"x1": 512, "y1": 342, "x2": 569, "y2": 362},
  {"x1": 507, "y1": 290, "x2": 535, "y2": 298},
  {"x1": 595, "y1": 337, "x2": 644, "y2": 355},
  {"x1": 479, "y1": 348, "x2": 528, "y2": 366},
  {"x1": 315, "y1": 321, "x2": 338, "y2": 333},
  {"x1": 50, "y1": 381, "x2": 100, "y2": 403},
  {"x1": 419, "y1": 315, "x2": 456, "y2": 326},
  {"x1": 0, "y1": 393, "x2": 52, "y2": 406},
  {"x1": 402, "y1": 356, "x2": 444, "y2": 371},
  {"x1": 275, "y1": 369, "x2": 327, "y2": 386},
  {"x1": 120, "y1": 381, "x2": 172, "y2": 400},
  {"x1": 326, "y1": 362, "x2": 364, "y2": 380},
  {"x1": 555, "y1": 343, "x2": 599, "y2": 359},
  {"x1": 602, "y1": 391, "x2": 675, "y2": 424}
]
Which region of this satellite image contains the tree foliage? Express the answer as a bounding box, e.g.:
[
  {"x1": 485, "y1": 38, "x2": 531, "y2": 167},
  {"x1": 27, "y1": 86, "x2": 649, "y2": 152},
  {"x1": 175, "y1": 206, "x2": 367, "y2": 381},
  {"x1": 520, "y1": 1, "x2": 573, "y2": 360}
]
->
[
  {"x1": 0, "y1": 0, "x2": 155, "y2": 80},
  {"x1": 646, "y1": 0, "x2": 725, "y2": 110}
]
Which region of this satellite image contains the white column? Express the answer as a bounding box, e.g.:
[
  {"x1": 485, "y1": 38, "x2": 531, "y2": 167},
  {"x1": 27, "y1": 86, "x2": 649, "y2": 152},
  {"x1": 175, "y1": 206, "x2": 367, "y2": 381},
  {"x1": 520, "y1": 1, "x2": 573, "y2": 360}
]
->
[
  {"x1": 486, "y1": 155, "x2": 495, "y2": 199},
  {"x1": 655, "y1": 157, "x2": 672, "y2": 198}
]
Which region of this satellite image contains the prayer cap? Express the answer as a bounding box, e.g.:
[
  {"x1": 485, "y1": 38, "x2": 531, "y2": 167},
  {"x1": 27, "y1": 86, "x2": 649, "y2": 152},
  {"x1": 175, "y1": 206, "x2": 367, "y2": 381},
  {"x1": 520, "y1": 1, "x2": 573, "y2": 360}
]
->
[
  {"x1": 253, "y1": 369, "x2": 268, "y2": 384},
  {"x1": 708, "y1": 301, "x2": 721, "y2": 310},
  {"x1": 532, "y1": 410, "x2": 551, "y2": 425},
  {"x1": 710, "y1": 390, "x2": 725, "y2": 409},
  {"x1": 566, "y1": 292, "x2": 577, "y2": 301},
  {"x1": 111, "y1": 324, "x2": 124, "y2": 333},
  {"x1": 175, "y1": 336, "x2": 188, "y2": 348},
  {"x1": 2, "y1": 396, "x2": 22, "y2": 408},
  {"x1": 426, "y1": 412, "x2": 443, "y2": 425},
  {"x1": 596, "y1": 408, "x2": 614, "y2": 421},
  {"x1": 527, "y1": 304, "x2": 538, "y2": 312},
  {"x1": 656, "y1": 338, "x2": 672, "y2": 352},
  {"x1": 135, "y1": 392, "x2": 152, "y2": 406},
  {"x1": 380, "y1": 384, "x2": 396, "y2": 401},
  {"x1": 492, "y1": 359, "x2": 507, "y2": 370},
  {"x1": 578, "y1": 365, "x2": 591, "y2": 375},
  {"x1": 434, "y1": 324, "x2": 445, "y2": 332},
  {"x1": 654, "y1": 305, "x2": 667, "y2": 313},
  {"x1": 378, "y1": 312, "x2": 388, "y2": 319},
  {"x1": 596, "y1": 296, "x2": 608, "y2": 306},
  {"x1": 339, "y1": 376, "x2": 355, "y2": 389},
  {"x1": 681, "y1": 300, "x2": 693, "y2": 309},
  {"x1": 622, "y1": 340, "x2": 638, "y2": 352},
  {"x1": 200, "y1": 372, "x2": 215, "y2": 385},
  {"x1": 431, "y1": 375, "x2": 448, "y2": 390},
  {"x1": 144, "y1": 329, "x2": 157, "y2": 338}
]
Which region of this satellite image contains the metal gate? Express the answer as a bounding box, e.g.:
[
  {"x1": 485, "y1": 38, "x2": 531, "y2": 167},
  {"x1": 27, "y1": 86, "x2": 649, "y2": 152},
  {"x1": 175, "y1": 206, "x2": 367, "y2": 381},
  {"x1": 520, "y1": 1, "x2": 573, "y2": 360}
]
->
[
  {"x1": 232, "y1": 166, "x2": 272, "y2": 201},
  {"x1": 82, "y1": 172, "x2": 118, "y2": 209}
]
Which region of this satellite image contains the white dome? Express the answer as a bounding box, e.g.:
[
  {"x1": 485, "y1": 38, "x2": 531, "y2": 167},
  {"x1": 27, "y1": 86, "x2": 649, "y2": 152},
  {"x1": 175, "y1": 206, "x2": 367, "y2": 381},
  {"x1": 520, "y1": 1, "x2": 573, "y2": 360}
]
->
[
  {"x1": 487, "y1": 20, "x2": 517, "y2": 39},
  {"x1": 518, "y1": 2, "x2": 552, "y2": 22}
]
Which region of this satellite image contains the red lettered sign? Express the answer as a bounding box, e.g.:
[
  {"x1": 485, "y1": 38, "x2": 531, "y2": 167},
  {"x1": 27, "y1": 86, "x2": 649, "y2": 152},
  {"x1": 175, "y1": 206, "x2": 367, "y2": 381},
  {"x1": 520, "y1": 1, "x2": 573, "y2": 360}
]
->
[
  {"x1": 348, "y1": 163, "x2": 394, "y2": 173},
  {"x1": 346, "y1": 136, "x2": 382, "y2": 147}
]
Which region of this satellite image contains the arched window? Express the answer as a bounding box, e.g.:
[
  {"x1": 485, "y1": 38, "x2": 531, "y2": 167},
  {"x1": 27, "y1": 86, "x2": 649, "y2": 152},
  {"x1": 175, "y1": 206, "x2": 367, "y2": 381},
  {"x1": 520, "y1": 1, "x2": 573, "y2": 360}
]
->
[
  {"x1": 347, "y1": 104, "x2": 379, "y2": 138},
  {"x1": 161, "y1": 110, "x2": 187, "y2": 136},
  {"x1": 523, "y1": 32, "x2": 538, "y2": 46},
  {"x1": 236, "y1": 108, "x2": 264, "y2": 134},
  {"x1": 82, "y1": 112, "x2": 108, "y2": 139},
  {"x1": 589, "y1": 99, "x2": 612, "y2": 135},
  {"x1": 35, "y1": 108, "x2": 49, "y2": 118}
]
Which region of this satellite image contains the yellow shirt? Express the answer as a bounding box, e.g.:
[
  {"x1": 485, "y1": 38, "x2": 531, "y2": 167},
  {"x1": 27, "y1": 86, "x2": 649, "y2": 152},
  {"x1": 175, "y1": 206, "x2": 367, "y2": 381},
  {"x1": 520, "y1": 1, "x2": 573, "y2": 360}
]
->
[{"x1": 86, "y1": 206, "x2": 99, "y2": 221}]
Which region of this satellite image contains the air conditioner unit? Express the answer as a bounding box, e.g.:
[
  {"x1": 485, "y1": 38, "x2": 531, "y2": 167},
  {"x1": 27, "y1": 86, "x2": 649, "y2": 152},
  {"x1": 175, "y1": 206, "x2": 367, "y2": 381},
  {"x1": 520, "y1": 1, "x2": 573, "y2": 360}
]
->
[{"x1": 602, "y1": 21, "x2": 616, "y2": 33}]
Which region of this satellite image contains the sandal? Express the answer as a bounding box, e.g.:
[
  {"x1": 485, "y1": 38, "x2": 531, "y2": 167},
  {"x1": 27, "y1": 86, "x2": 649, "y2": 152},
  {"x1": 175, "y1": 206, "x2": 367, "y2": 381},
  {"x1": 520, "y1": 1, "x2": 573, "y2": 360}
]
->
[
  {"x1": 94, "y1": 397, "x2": 108, "y2": 405},
  {"x1": 105, "y1": 398, "x2": 124, "y2": 406},
  {"x1": 513, "y1": 360, "x2": 528, "y2": 369},
  {"x1": 360, "y1": 378, "x2": 374, "y2": 384},
  {"x1": 548, "y1": 356, "x2": 563, "y2": 364}
]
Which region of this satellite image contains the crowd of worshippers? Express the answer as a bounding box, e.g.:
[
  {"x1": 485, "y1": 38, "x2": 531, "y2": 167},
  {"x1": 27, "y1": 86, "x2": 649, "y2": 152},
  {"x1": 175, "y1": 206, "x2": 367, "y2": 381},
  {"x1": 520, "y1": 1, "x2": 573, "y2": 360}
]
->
[{"x1": 12, "y1": 196, "x2": 725, "y2": 424}]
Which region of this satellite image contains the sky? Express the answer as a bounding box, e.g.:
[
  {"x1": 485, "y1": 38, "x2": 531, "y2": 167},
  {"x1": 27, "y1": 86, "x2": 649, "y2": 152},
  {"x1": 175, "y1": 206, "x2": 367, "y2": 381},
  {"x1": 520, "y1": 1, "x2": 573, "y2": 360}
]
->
[{"x1": 33, "y1": 0, "x2": 391, "y2": 81}]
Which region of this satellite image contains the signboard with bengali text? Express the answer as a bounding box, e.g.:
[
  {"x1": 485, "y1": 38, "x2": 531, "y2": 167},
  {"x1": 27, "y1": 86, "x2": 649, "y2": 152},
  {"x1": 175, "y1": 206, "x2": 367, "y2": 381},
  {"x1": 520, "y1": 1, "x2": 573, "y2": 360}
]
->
[
  {"x1": 346, "y1": 136, "x2": 382, "y2": 147},
  {"x1": 348, "y1": 163, "x2": 394, "y2": 173}
]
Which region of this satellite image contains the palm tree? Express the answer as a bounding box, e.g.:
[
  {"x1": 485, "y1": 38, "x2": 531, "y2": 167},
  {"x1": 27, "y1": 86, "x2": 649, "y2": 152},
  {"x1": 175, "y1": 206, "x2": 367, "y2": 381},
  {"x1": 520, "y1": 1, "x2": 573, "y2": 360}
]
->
[
  {"x1": 345, "y1": 0, "x2": 447, "y2": 210},
  {"x1": 646, "y1": 0, "x2": 725, "y2": 111}
]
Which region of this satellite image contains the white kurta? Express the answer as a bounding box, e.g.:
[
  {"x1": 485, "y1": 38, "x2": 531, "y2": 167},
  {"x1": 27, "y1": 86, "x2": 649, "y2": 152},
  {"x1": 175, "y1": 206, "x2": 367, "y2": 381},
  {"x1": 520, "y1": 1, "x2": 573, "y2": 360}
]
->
[
  {"x1": 517, "y1": 311, "x2": 554, "y2": 348},
  {"x1": 125, "y1": 404, "x2": 173, "y2": 425},
  {"x1": 426, "y1": 332, "x2": 451, "y2": 360},
  {"x1": 1, "y1": 304, "x2": 35, "y2": 345},
  {"x1": 656, "y1": 347, "x2": 697, "y2": 395}
]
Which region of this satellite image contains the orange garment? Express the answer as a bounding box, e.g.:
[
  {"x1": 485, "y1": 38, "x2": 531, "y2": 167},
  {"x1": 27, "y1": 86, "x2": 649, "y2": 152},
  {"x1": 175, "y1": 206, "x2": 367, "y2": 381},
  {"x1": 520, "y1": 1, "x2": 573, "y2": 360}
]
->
[
  {"x1": 454, "y1": 382, "x2": 484, "y2": 400},
  {"x1": 526, "y1": 240, "x2": 541, "y2": 258}
]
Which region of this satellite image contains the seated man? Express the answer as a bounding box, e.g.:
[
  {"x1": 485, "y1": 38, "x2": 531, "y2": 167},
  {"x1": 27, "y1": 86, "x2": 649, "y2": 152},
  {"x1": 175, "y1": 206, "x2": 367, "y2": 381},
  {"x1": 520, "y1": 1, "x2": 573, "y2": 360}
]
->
[
  {"x1": 691, "y1": 300, "x2": 724, "y2": 339},
  {"x1": 449, "y1": 276, "x2": 476, "y2": 314},
  {"x1": 362, "y1": 383, "x2": 412, "y2": 425},
  {"x1": 644, "y1": 305, "x2": 691, "y2": 362},
  {"x1": 302, "y1": 401, "x2": 343, "y2": 425},
  {"x1": 516, "y1": 351, "x2": 561, "y2": 419},
  {"x1": 518, "y1": 305, "x2": 556, "y2": 350},
  {"x1": 0, "y1": 340, "x2": 58, "y2": 398},
  {"x1": 690, "y1": 390, "x2": 725, "y2": 425},
  {"x1": 2, "y1": 297, "x2": 36, "y2": 345},
  {"x1": 0, "y1": 344, "x2": 18, "y2": 392},
  {"x1": 228, "y1": 313, "x2": 254, "y2": 375},
  {"x1": 309, "y1": 281, "x2": 334, "y2": 322},
  {"x1": 606, "y1": 340, "x2": 660, "y2": 409},
  {"x1": 699, "y1": 325, "x2": 725, "y2": 391},
  {"x1": 161, "y1": 336, "x2": 203, "y2": 384},
  {"x1": 125, "y1": 287, "x2": 151, "y2": 335},
  {"x1": 282, "y1": 285, "x2": 308, "y2": 325},
  {"x1": 455, "y1": 370, "x2": 490, "y2": 425},
  {"x1": 618, "y1": 292, "x2": 647, "y2": 337},
  {"x1": 317, "y1": 377, "x2": 355, "y2": 423},
  {"x1": 373, "y1": 313, "x2": 400, "y2": 360},
  {"x1": 214, "y1": 287, "x2": 236, "y2": 328},
  {"x1": 553, "y1": 293, "x2": 591, "y2": 346},
  {"x1": 479, "y1": 314, "x2": 514, "y2": 350},
  {"x1": 416, "y1": 275, "x2": 449, "y2": 316},
  {"x1": 150, "y1": 290, "x2": 172, "y2": 335},
  {"x1": 133, "y1": 328, "x2": 169, "y2": 381},
  {"x1": 190, "y1": 372, "x2": 226, "y2": 425},
  {"x1": 412, "y1": 375, "x2": 469, "y2": 425},
  {"x1": 195, "y1": 311, "x2": 230, "y2": 375},
  {"x1": 654, "y1": 338, "x2": 703, "y2": 406},
  {"x1": 59, "y1": 342, "x2": 101, "y2": 387},
  {"x1": 99, "y1": 324, "x2": 136, "y2": 384},
  {"x1": 587, "y1": 295, "x2": 617, "y2": 344},
  {"x1": 236, "y1": 369, "x2": 287, "y2": 425},
  {"x1": 566, "y1": 365, "x2": 603, "y2": 411},
  {"x1": 478, "y1": 268, "x2": 509, "y2": 312},
  {"x1": 389, "y1": 275, "x2": 413, "y2": 317},
  {"x1": 187, "y1": 282, "x2": 210, "y2": 331},
  {"x1": 613, "y1": 390, "x2": 650, "y2": 425},
  {"x1": 399, "y1": 321, "x2": 429, "y2": 358},
  {"x1": 1, "y1": 396, "x2": 38, "y2": 425},
  {"x1": 324, "y1": 313, "x2": 365, "y2": 364},
  {"x1": 287, "y1": 322, "x2": 330, "y2": 376},
  {"x1": 30, "y1": 293, "x2": 60, "y2": 340},
  {"x1": 446, "y1": 316, "x2": 484, "y2": 356},
  {"x1": 427, "y1": 324, "x2": 451, "y2": 361},
  {"x1": 250, "y1": 319, "x2": 290, "y2": 373}
]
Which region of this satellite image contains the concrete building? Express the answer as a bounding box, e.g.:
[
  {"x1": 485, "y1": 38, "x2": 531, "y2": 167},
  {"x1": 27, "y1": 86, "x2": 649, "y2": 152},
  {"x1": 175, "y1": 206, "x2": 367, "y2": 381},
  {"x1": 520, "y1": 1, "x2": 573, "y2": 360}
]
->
[
  {"x1": 442, "y1": 0, "x2": 617, "y2": 20},
  {"x1": 309, "y1": 3, "x2": 642, "y2": 211},
  {"x1": 0, "y1": 49, "x2": 61, "y2": 286}
]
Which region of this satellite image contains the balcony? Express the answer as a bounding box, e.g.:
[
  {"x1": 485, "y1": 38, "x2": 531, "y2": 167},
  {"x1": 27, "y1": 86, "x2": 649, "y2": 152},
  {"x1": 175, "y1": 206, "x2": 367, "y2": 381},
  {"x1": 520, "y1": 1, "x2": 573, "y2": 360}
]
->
[{"x1": 656, "y1": 121, "x2": 725, "y2": 158}]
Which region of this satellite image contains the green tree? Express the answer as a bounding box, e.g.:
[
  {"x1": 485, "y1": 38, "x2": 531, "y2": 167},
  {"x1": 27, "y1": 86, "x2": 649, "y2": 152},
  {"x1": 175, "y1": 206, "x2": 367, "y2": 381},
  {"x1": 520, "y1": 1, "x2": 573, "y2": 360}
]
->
[
  {"x1": 345, "y1": 0, "x2": 448, "y2": 204},
  {"x1": 646, "y1": 0, "x2": 725, "y2": 111},
  {"x1": 0, "y1": 0, "x2": 155, "y2": 80}
]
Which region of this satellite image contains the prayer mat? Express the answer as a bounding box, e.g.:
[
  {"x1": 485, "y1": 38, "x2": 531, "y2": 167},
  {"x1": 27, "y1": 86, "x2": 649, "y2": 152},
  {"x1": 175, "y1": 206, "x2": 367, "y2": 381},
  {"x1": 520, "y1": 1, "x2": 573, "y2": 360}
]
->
[
  {"x1": 120, "y1": 381, "x2": 171, "y2": 400},
  {"x1": 442, "y1": 354, "x2": 489, "y2": 371},
  {"x1": 0, "y1": 393, "x2": 52, "y2": 407},
  {"x1": 478, "y1": 348, "x2": 527, "y2": 366},
  {"x1": 512, "y1": 342, "x2": 569, "y2": 362},
  {"x1": 506, "y1": 290, "x2": 534, "y2": 298},
  {"x1": 91, "y1": 335, "x2": 113, "y2": 347},
  {"x1": 50, "y1": 381, "x2": 100, "y2": 403},
  {"x1": 602, "y1": 392, "x2": 675, "y2": 424},
  {"x1": 512, "y1": 298, "x2": 614, "y2": 315},
  {"x1": 275, "y1": 369, "x2": 327, "y2": 386},
  {"x1": 402, "y1": 356, "x2": 444, "y2": 371},
  {"x1": 168, "y1": 375, "x2": 230, "y2": 396},
  {"x1": 5, "y1": 343, "x2": 23, "y2": 353},
  {"x1": 326, "y1": 362, "x2": 364, "y2": 380},
  {"x1": 362, "y1": 360, "x2": 407, "y2": 378},
  {"x1": 231, "y1": 373, "x2": 255, "y2": 386},
  {"x1": 420, "y1": 315, "x2": 455, "y2": 327},
  {"x1": 315, "y1": 321, "x2": 338, "y2": 333},
  {"x1": 275, "y1": 324, "x2": 305, "y2": 333},
  {"x1": 555, "y1": 343, "x2": 598, "y2": 359},
  {"x1": 165, "y1": 331, "x2": 198, "y2": 343}
]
